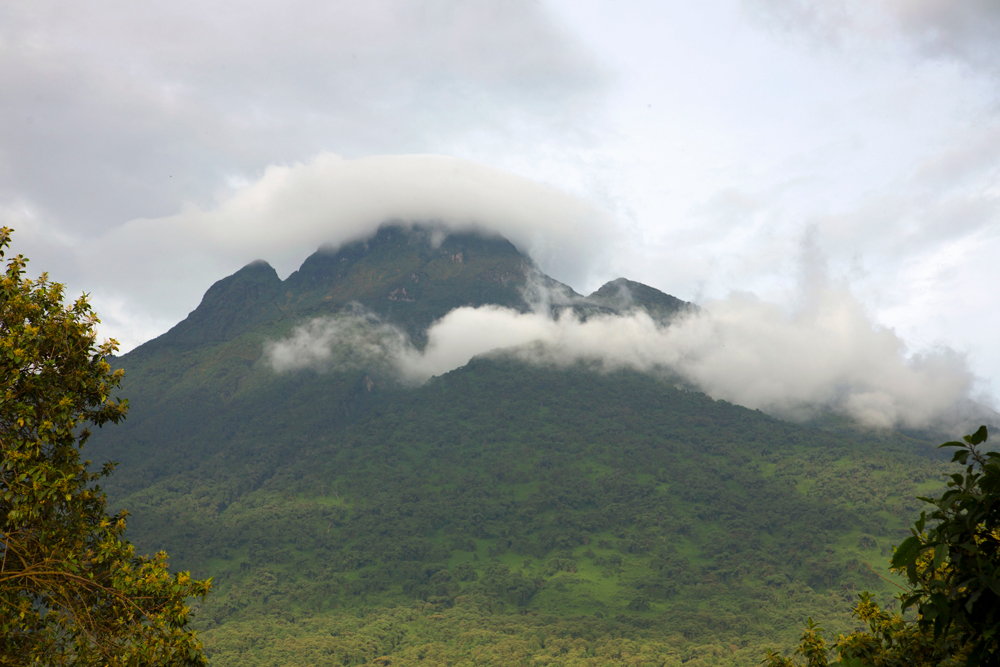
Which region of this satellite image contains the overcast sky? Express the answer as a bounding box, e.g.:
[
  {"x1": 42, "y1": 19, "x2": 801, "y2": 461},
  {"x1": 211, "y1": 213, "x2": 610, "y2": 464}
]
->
[{"x1": 3, "y1": 0, "x2": 999, "y2": 406}]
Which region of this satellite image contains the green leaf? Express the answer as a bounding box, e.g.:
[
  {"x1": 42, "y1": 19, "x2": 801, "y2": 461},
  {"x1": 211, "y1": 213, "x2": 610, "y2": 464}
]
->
[
  {"x1": 933, "y1": 543, "x2": 947, "y2": 570},
  {"x1": 833, "y1": 658, "x2": 865, "y2": 667},
  {"x1": 891, "y1": 536, "x2": 922, "y2": 570},
  {"x1": 970, "y1": 425, "x2": 988, "y2": 446}
]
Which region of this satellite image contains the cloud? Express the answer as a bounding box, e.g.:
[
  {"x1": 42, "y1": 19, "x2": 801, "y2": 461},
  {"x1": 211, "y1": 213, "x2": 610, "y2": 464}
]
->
[
  {"x1": 0, "y1": 0, "x2": 605, "y2": 232},
  {"x1": 0, "y1": 1, "x2": 610, "y2": 354},
  {"x1": 54, "y1": 153, "x2": 611, "y2": 351},
  {"x1": 264, "y1": 307, "x2": 412, "y2": 375},
  {"x1": 127, "y1": 153, "x2": 609, "y2": 279},
  {"x1": 267, "y1": 283, "x2": 975, "y2": 430},
  {"x1": 744, "y1": 0, "x2": 1000, "y2": 70}
]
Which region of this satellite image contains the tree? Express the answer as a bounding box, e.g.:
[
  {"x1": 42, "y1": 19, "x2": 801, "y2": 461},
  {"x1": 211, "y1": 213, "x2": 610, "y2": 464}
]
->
[
  {"x1": 0, "y1": 228, "x2": 211, "y2": 666},
  {"x1": 763, "y1": 426, "x2": 999, "y2": 667},
  {"x1": 889, "y1": 425, "x2": 1000, "y2": 666}
]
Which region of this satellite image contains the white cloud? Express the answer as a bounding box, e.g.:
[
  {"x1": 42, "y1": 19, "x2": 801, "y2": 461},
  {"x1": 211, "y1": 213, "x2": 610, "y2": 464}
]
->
[
  {"x1": 267, "y1": 284, "x2": 975, "y2": 429},
  {"x1": 264, "y1": 308, "x2": 412, "y2": 375},
  {"x1": 55, "y1": 153, "x2": 612, "y2": 351},
  {"x1": 0, "y1": 0, "x2": 605, "y2": 232}
]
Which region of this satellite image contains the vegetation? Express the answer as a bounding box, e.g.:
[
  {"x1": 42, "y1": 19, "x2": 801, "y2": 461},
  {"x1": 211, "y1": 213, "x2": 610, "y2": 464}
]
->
[
  {"x1": 0, "y1": 228, "x2": 211, "y2": 666},
  {"x1": 764, "y1": 427, "x2": 999, "y2": 667},
  {"x1": 897, "y1": 426, "x2": 1000, "y2": 665},
  {"x1": 70, "y1": 225, "x2": 980, "y2": 665},
  {"x1": 86, "y1": 351, "x2": 955, "y2": 666}
]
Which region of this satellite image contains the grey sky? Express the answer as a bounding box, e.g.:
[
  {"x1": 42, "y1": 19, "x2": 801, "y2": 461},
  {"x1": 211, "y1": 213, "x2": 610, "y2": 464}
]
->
[{"x1": 3, "y1": 0, "x2": 999, "y2": 411}]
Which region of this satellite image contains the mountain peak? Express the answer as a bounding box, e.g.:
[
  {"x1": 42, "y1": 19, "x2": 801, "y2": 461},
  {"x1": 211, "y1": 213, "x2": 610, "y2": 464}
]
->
[
  {"x1": 154, "y1": 259, "x2": 282, "y2": 346},
  {"x1": 284, "y1": 223, "x2": 524, "y2": 294},
  {"x1": 145, "y1": 224, "x2": 537, "y2": 349},
  {"x1": 135, "y1": 223, "x2": 691, "y2": 352},
  {"x1": 279, "y1": 224, "x2": 536, "y2": 342},
  {"x1": 587, "y1": 277, "x2": 691, "y2": 321},
  {"x1": 244, "y1": 258, "x2": 275, "y2": 270}
]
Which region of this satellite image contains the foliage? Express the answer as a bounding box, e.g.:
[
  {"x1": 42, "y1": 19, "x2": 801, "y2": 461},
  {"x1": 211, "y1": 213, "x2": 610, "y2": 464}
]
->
[
  {"x1": 75, "y1": 226, "x2": 961, "y2": 665},
  {"x1": 763, "y1": 618, "x2": 830, "y2": 667},
  {"x1": 85, "y1": 352, "x2": 949, "y2": 666},
  {"x1": 891, "y1": 426, "x2": 1000, "y2": 666},
  {"x1": 835, "y1": 592, "x2": 968, "y2": 667},
  {"x1": 763, "y1": 427, "x2": 998, "y2": 667},
  {"x1": 0, "y1": 228, "x2": 211, "y2": 666}
]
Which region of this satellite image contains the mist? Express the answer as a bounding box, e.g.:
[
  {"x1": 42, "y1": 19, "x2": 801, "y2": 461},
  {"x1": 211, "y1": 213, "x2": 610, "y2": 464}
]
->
[{"x1": 266, "y1": 283, "x2": 976, "y2": 430}]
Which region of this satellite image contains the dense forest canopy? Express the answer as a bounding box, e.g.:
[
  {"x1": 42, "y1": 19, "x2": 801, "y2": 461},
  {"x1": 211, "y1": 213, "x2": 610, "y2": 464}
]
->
[{"x1": 68, "y1": 226, "x2": 988, "y2": 666}]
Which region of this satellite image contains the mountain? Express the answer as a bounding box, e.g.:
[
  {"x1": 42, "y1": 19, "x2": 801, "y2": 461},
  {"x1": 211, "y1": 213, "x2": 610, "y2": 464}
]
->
[
  {"x1": 87, "y1": 224, "x2": 953, "y2": 667},
  {"x1": 143, "y1": 224, "x2": 689, "y2": 354},
  {"x1": 97, "y1": 224, "x2": 692, "y2": 492},
  {"x1": 152, "y1": 225, "x2": 533, "y2": 349}
]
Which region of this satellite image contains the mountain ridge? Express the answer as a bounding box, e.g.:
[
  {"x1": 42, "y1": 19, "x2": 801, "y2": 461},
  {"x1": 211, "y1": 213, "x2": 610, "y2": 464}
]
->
[
  {"x1": 83, "y1": 222, "x2": 958, "y2": 667},
  {"x1": 139, "y1": 223, "x2": 691, "y2": 355}
]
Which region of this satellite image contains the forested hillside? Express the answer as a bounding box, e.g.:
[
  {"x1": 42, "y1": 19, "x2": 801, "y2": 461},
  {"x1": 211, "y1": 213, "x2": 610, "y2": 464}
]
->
[{"x1": 85, "y1": 226, "x2": 956, "y2": 666}]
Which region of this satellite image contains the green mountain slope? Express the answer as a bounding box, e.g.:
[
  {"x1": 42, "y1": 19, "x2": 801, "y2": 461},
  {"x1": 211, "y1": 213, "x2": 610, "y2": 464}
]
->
[
  {"x1": 95, "y1": 224, "x2": 689, "y2": 494},
  {"x1": 86, "y1": 226, "x2": 954, "y2": 667}
]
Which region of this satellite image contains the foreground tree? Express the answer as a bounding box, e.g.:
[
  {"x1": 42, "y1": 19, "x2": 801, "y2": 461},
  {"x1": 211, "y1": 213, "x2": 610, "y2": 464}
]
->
[
  {"x1": 0, "y1": 228, "x2": 211, "y2": 666},
  {"x1": 763, "y1": 426, "x2": 999, "y2": 667}
]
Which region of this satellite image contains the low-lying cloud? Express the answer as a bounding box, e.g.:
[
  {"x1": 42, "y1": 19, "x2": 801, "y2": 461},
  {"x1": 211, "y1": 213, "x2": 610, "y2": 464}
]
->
[{"x1": 266, "y1": 285, "x2": 975, "y2": 430}]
